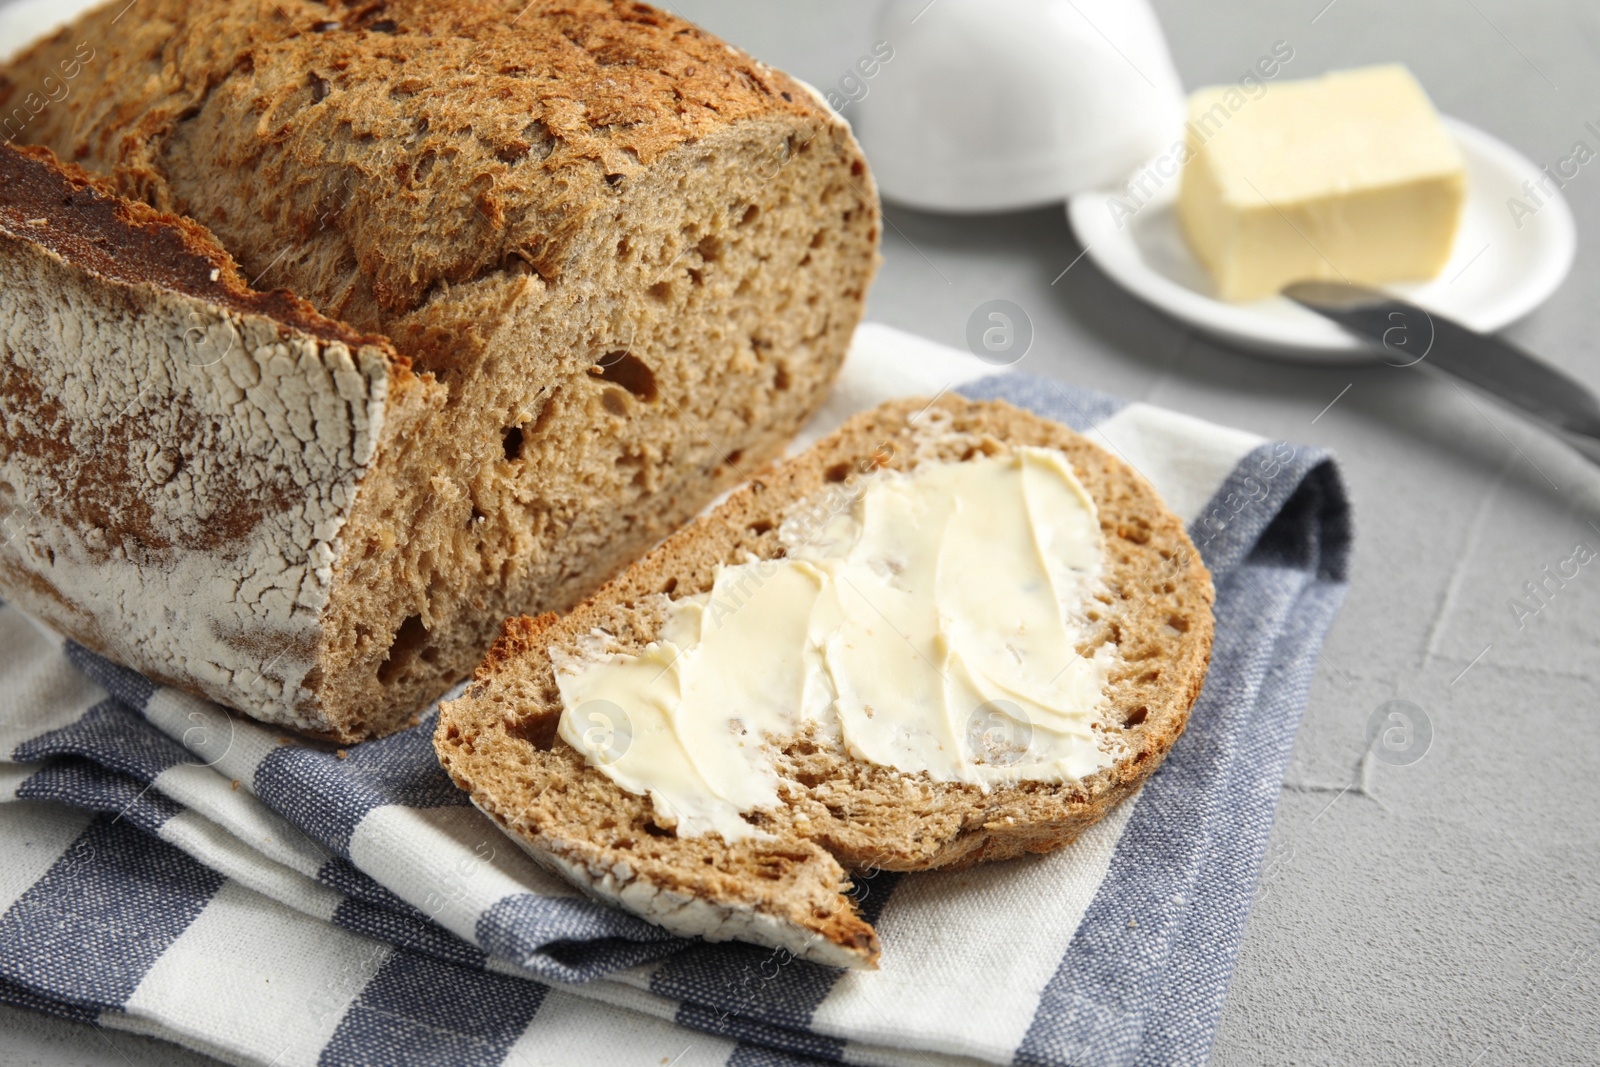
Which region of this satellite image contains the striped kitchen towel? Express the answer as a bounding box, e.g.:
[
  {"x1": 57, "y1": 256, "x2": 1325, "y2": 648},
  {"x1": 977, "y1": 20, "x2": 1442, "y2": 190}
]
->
[{"x1": 0, "y1": 323, "x2": 1350, "y2": 1066}]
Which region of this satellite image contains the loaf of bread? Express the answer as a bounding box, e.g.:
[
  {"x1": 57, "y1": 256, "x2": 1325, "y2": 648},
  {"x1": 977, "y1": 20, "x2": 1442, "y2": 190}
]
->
[
  {"x1": 0, "y1": 0, "x2": 879, "y2": 739},
  {"x1": 435, "y1": 397, "x2": 1216, "y2": 967}
]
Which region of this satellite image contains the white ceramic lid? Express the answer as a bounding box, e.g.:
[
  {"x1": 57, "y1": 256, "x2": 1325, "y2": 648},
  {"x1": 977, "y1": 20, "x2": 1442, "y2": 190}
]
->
[{"x1": 853, "y1": 0, "x2": 1185, "y2": 213}]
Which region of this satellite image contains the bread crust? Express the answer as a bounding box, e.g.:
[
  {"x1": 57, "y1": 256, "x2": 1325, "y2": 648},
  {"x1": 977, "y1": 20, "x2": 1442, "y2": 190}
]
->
[
  {"x1": 2, "y1": 0, "x2": 841, "y2": 352},
  {"x1": 436, "y1": 397, "x2": 1216, "y2": 966},
  {"x1": 0, "y1": 146, "x2": 387, "y2": 352},
  {"x1": 0, "y1": 143, "x2": 440, "y2": 734}
]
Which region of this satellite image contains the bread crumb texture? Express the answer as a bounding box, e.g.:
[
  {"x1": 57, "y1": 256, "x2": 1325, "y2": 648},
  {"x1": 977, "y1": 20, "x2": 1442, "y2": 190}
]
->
[
  {"x1": 437, "y1": 397, "x2": 1216, "y2": 967},
  {"x1": 0, "y1": 0, "x2": 879, "y2": 739}
]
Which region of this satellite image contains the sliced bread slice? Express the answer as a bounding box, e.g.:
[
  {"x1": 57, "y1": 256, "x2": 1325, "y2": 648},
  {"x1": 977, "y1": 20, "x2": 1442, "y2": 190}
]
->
[{"x1": 435, "y1": 396, "x2": 1216, "y2": 967}]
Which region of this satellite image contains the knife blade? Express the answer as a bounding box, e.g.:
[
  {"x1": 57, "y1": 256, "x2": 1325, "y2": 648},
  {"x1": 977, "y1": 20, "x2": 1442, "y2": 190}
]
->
[{"x1": 1284, "y1": 281, "x2": 1600, "y2": 467}]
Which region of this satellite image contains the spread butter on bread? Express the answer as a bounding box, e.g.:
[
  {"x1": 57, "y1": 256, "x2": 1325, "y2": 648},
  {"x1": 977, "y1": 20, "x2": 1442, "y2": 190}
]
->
[{"x1": 437, "y1": 397, "x2": 1215, "y2": 967}]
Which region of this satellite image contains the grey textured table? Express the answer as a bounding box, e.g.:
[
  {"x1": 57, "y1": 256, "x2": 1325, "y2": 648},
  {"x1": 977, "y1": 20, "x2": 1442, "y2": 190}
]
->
[{"x1": 3, "y1": 1, "x2": 1598, "y2": 1064}]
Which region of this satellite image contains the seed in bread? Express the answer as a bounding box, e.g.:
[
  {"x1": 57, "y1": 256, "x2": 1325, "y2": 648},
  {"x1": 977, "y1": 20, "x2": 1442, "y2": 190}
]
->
[{"x1": 435, "y1": 396, "x2": 1216, "y2": 967}]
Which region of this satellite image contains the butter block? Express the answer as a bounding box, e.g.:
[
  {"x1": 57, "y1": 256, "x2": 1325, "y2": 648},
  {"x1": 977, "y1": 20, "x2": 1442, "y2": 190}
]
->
[{"x1": 1177, "y1": 64, "x2": 1466, "y2": 302}]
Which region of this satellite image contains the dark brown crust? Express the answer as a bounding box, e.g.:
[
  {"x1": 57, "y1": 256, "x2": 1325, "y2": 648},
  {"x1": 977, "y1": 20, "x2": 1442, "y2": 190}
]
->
[
  {"x1": 0, "y1": 143, "x2": 395, "y2": 355},
  {"x1": 1, "y1": 0, "x2": 838, "y2": 341},
  {"x1": 437, "y1": 396, "x2": 1217, "y2": 961}
]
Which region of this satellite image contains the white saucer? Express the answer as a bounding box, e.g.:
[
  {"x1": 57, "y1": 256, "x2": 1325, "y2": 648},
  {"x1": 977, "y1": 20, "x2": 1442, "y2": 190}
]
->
[{"x1": 1066, "y1": 117, "x2": 1577, "y2": 363}]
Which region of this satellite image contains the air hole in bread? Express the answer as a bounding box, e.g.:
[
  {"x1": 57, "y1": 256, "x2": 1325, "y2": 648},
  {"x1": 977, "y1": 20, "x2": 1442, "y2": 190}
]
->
[
  {"x1": 696, "y1": 234, "x2": 722, "y2": 261},
  {"x1": 377, "y1": 614, "x2": 428, "y2": 685},
  {"x1": 647, "y1": 280, "x2": 672, "y2": 301},
  {"x1": 615, "y1": 237, "x2": 630, "y2": 258},
  {"x1": 521, "y1": 120, "x2": 555, "y2": 160},
  {"x1": 1124, "y1": 706, "x2": 1148, "y2": 727},
  {"x1": 686, "y1": 267, "x2": 703, "y2": 286},
  {"x1": 590, "y1": 352, "x2": 658, "y2": 401},
  {"x1": 506, "y1": 707, "x2": 559, "y2": 751},
  {"x1": 1167, "y1": 614, "x2": 1190, "y2": 633},
  {"x1": 724, "y1": 449, "x2": 743, "y2": 466},
  {"x1": 824, "y1": 461, "x2": 852, "y2": 483},
  {"x1": 660, "y1": 577, "x2": 678, "y2": 595},
  {"x1": 749, "y1": 519, "x2": 774, "y2": 535},
  {"x1": 773, "y1": 362, "x2": 790, "y2": 391},
  {"x1": 738, "y1": 203, "x2": 759, "y2": 226},
  {"x1": 643, "y1": 821, "x2": 673, "y2": 838},
  {"x1": 502, "y1": 425, "x2": 525, "y2": 461},
  {"x1": 601, "y1": 388, "x2": 629, "y2": 416}
]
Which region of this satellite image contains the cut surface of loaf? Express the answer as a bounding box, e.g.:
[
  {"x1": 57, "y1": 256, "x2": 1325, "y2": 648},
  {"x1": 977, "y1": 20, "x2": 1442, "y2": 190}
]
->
[
  {"x1": 436, "y1": 397, "x2": 1216, "y2": 967},
  {"x1": 0, "y1": 0, "x2": 879, "y2": 739}
]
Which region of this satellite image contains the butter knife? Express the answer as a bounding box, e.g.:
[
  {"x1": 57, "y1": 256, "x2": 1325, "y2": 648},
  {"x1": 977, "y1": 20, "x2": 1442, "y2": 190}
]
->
[{"x1": 1284, "y1": 281, "x2": 1600, "y2": 467}]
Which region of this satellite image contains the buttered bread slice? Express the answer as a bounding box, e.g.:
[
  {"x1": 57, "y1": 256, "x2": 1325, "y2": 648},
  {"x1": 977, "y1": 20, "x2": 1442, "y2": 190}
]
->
[{"x1": 436, "y1": 397, "x2": 1215, "y2": 967}]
